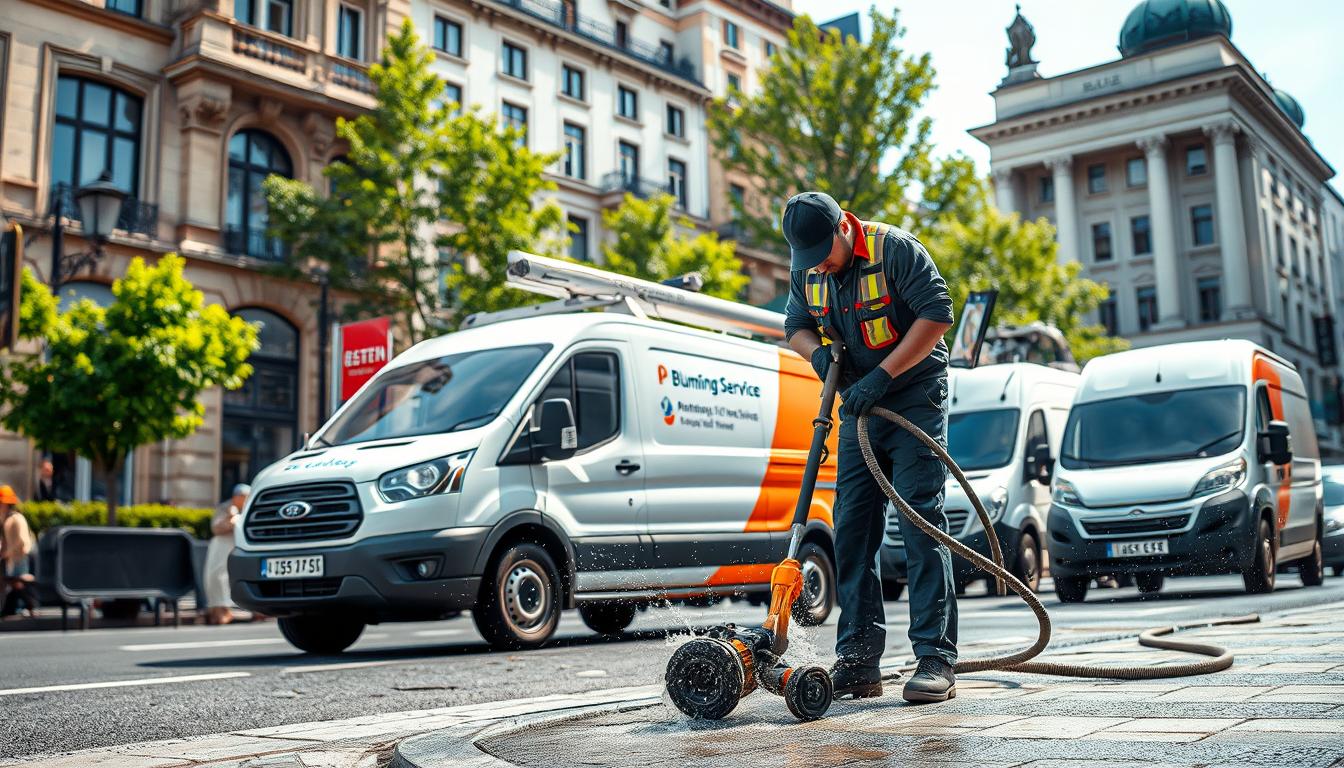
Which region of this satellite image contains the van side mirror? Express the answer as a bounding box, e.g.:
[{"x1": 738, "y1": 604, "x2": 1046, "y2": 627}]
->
[
  {"x1": 1258, "y1": 420, "x2": 1292, "y2": 465},
  {"x1": 535, "y1": 398, "x2": 578, "y2": 461},
  {"x1": 1025, "y1": 443, "x2": 1053, "y2": 484}
]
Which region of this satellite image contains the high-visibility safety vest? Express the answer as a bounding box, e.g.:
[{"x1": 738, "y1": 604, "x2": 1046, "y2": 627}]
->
[{"x1": 804, "y1": 221, "x2": 916, "y2": 350}]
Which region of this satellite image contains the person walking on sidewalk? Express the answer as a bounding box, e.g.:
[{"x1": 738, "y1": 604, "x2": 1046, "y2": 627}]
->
[
  {"x1": 204, "y1": 484, "x2": 249, "y2": 625},
  {"x1": 782, "y1": 191, "x2": 958, "y2": 703},
  {"x1": 0, "y1": 485, "x2": 37, "y2": 619}
]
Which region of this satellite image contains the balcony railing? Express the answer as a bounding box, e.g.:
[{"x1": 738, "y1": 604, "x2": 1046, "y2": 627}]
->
[
  {"x1": 599, "y1": 172, "x2": 673, "y2": 200},
  {"x1": 223, "y1": 227, "x2": 289, "y2": 262},
  {"x1": 232, "y1": 27, "x2": 306, "y2": 72},
  {"x1": 331, "y1": 58, "x2": 375, "y2": 94},
  {"x1": 491, "y1": 0, "x2": 700, "y2": 85},
  {"x1": 51, "y1": 183, "x2": 159, "y2": 238}
]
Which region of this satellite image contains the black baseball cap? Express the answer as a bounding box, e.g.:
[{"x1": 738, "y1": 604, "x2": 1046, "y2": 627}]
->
[{"x1": 782, "y1": 192, "x2": 843, "y2": 271}]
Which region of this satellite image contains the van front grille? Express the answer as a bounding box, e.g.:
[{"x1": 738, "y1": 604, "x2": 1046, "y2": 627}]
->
[
  {"x1": 1082, "y1": 514, "x2": 1190, "y2": 538},
  {"x1": 244, "y1": 482, "x2": 362, "y2": 543},
  {"x1": 885, "y1": 508, "x2": 970, "y2": 545},
  {"x1": 249, "y1": 577, "x2": 344, "y2": 599}
]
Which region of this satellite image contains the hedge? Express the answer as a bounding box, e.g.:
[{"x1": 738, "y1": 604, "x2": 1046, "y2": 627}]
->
[{"x1": 21, "y1": 501, "x2": 215, "y2": 541}]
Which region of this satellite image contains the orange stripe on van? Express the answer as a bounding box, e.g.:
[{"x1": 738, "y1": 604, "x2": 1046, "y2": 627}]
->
[
  {"x1": 706, "y1": 563, "x2": 776, "y2": 586},
  {"x1": 1253, "y1": 353, "x2": 1292, "y2": 529}
]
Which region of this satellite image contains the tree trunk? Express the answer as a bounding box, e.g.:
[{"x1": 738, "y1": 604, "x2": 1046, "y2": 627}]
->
[{"x1": 103, "y1": 459, "x2": 122, "y2": 527}]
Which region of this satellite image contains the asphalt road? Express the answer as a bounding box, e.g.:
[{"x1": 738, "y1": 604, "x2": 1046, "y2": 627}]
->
[{"x1": 3, "y1": 573, "x2": 1343, "y2": 760}]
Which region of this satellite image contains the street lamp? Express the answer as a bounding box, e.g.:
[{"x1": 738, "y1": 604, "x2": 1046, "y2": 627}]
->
[
  {"x1": 49, "y1": 170, "x2": 126, "y2": 291},
  {"x1": 312, "y1": 264, "x2": 332, "y2": 421}
]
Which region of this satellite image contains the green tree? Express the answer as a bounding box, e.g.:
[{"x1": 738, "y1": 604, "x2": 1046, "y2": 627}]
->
[
  {"x1": 0, "y1": 258, "x2": 258, "y2": 523},
  {"x1": 600, "y1": 194, "x2": 749, "y2": 300},
  {"x1": 265, "y1": 20, "x2": 564, "y2": 343}
]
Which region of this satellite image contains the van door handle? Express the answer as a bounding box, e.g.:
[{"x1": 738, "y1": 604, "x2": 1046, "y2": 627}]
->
[{"x1": 615, "y1": 460, "x2": 641, "y2": 475}]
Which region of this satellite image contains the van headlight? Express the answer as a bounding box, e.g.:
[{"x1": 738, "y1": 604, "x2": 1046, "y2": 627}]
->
[
  {"x1": 1192, "y1": 457, "x2": 1246, "y2": 498},
  {"x1": 1051, "y1": 478, "x2": 1082, "y2": 506},
  {"x1": 985, "y1": 486, "x2": 1009, "y2": 523},
  {"x1": 377, "y1": 451, "x2": 474, "y2": 502}
]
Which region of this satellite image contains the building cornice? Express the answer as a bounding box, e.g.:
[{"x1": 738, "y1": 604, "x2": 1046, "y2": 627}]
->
[
  {"x1": 683, "y1": 0, "x2": 794, "y2": 32},
  {"x1": 21, "y1": 0, "x2": 175, "y2": 44}
]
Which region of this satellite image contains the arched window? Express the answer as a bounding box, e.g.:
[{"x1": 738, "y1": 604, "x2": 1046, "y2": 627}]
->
[
  {"x1": 226, "y1": 130, "x2": 292, "y2": 260},
  {"x1": 51, "y1": 76, "x2": 142, "y2": 203},
  {"x1": 221, "y1": 308, "x2": 299, "y2": 495}
]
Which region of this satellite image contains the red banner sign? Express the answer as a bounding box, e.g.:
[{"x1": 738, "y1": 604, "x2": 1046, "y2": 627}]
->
[{"x1": 339, "y1": 317, "x2": 392, "y2": 401}]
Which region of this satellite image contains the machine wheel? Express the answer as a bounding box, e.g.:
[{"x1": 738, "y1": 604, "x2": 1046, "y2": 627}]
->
[
  {"x1": 474, "y1": 542, "x2": 561, "y2": 650},
  {"x1": 1054, "y1": 575, "x2": 1089, "y2": 603},
  {"x1": 1012, "y1": 531, "x2": 1041, "y2": 593},
  {"x1": 791, "y1": 542, "x2": 835, "y2": 627},
  {"x1": 665, "y1": 638, "x2": 745, "y2": 720},
  {"x1": 1299, "y1": 533, "x2": 1325, "y2": 587},
  {"x1": 1242, "y1": 517, "x2": 1277, "y2": 594},
  {"x1": 579, "y1": 601, "x2": 638, "y2": 635},
  {"x1": 784, "y1": 665, "x2": 833, "y2": 721},
  {"x1": 882, "y1": 580, "x2": 905, "y2": 602},
  {"x1": 278, "y1": 614, "x2": 365, "y2": 654},
  {"x1": 1135, "y1": 573, "x2": 1164, "y2": 594}
]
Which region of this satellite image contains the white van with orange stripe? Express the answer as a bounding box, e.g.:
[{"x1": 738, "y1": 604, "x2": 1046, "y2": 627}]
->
[
  {"x1": 1047, "y1": 340, "x2": 1327, "y2": 603},
  {"x1": 229, "y1": 255, "x2": 838, "y2": 653}
]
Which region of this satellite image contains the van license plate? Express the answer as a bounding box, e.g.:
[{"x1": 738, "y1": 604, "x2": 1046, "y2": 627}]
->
[
  {"x1": 1107, "y1": 540, "x2": 1168, "y2": 557},
  {"x1": 261, "y1": 555, "x2": 325, "y2": 579}
]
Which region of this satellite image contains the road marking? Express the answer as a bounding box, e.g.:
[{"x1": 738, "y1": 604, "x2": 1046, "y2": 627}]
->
[
  {"x1": 412, "y1": 629, "x2": 466, "y2": 637},
  {"x1": 282, "y1": 659, "x2": 422, "y2": 674},
  {"x1": 118, "y1": 633, "x2": 389, "y2": 652},
  {"x1": 0, "y1": 672, "x2": 251, "y2": 697}
]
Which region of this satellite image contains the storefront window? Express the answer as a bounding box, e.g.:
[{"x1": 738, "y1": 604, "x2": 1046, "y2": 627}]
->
[{"x1": 221, "y1": 308, "x2": 299, "y2": 496}]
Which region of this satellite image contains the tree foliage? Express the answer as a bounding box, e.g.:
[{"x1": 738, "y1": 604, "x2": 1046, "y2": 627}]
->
[
  {"x1": 600, "y1": 194, "x2": 749, "y2": 300},
  {"x1": 0, "y1": 258, "x2": 258, "y2": 522}
]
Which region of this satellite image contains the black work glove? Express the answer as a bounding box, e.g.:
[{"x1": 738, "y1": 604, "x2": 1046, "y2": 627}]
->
[
  {"x1": 841, "y1": 367, "x2": 893, "y2": 418},
  {"x1": 809, "y1": 346, "x2": 831, "y2": 381}
]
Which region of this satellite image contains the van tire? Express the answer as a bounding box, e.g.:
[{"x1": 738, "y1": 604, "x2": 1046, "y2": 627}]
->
[
  {"x1": 1012, "y1": 531, "x2": 1041, "y2": 593},
  {"x1": 1299, "y1": 533, "x2": 1325, "y2": 587},
  {"x1": 1135, "y1": 573, "x2": 1164, "y2": 594},
  {"x1": 474, "y1": 542, "x2": 561, "y2": 650},
  {"x1": 882, "y1": 580, "x2": 905, "y2": 602},
  {"x1": 579, "y1": 602, "x2": 637, "y2": 635},
  {"x1": 278, "y1": 615, "x2": 365, "y2": 654},
  {"x1": 1242, "y1": 517, "x2": 1277, "y2": 594},
  {"x1": 1054, "y1": 576, "x2": 1088, "y2": 603},
  {"x1": 791, "y1": 542, "x2": 834, "y2": 627}
]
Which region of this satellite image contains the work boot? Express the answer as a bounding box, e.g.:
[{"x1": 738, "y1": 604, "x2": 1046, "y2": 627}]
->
[
  {"x1": 902, "y1": 656, "x2": 956, "y2": 703},
  {"x1": 829, "y1": 660, "x2": 883, "y2": 699}
]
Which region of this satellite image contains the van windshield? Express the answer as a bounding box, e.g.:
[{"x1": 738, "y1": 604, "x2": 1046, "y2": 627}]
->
[
  {"x1": 320, "y1": 344, "x2": 551, "y2": 446},
  {"x1": 1060, "y1": 385, "x2": 1245, "y2": 470},
  {"x1": 948, "y1": 408, "x2": 1020, "y2": 471}
]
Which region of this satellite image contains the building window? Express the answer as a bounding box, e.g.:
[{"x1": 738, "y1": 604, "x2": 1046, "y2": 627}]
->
[
  {"x1": 337, "y1": 5, "x2": 363, "y2": 60},
  {"x1": 434, "y1": 16, "x2": 463, "y2": 57},
  {"x1": 668, "y1": 158, "x2": 687, "y2": 210},
  {"x1": 765, "y1": 41, "x2": 776, "y2": 58},
  {"x1": 501, "y1": 102, "x2": 527, "y2": 145},
  {"x1": 1281, "y1": 295, "x2": 1290, "y2": 331},
  {"x1": 1126, "y1": 157, "x2": 1147, "y2": 187},
  {"x1": 1087, "y1": 163, "x2": 1107, "y2": 194},
  {"x1": 1290, "y1": 236, "x2": 1299, "y2": 276},
  {"x1": 1275, "y1": 223, "x2": 1284, "y2": 268},
  {"x1": 1098, "y1": 295, "x2": 1118, "y2": 336},
  {"x1": 1186, "y1": 144, "x2": 1207, "y2": 176},
  {"x1": 51, "y1": 76, "x2": 143, "y2": 200},
  {"x1": 726, "y1": 73, "x2": 741, "y2": 94},
  {"x1": 569, "y1": 215, "x2": 589, "y2": 261},
  {"x1": 1038, "y1": 175, "x2": 1054, "y2": 203},
  {"x1": 618, "y1": 86, "x2": 638, "y2": 120},
  {"x1": 660, "y1": 0, "x2": 672, "y2": 7},
  {"x1": 226, "y1": 130, "x2": 291, "y2": 260},
  {"x1": 502, "y1": 41, "x2": 528, "y2": 80},
  {"x1": 729, "y1": 183, "x2": 746, "y2": 210},
  {"x1": 659, "y1": 41, "x2": 675, "y2": 64},
  {"x1": 1191, "y1": 204, "x2": 1214, "y2": 246},
  {"x1": 236, "y1": 0, "x2": 293, "y2": 36},
  {"x1": 561, "y1": 65, "x2": 585, "y2": 101},
  {"x1": 442, "y1": 82, "x2": 463, "y2": 115},
  {"x1": 1091, "y1": 222, "x2": 1112, "y2": 262},
  {"x1": 666, "y1": 104, "x2": 684, "y2": 137},
  {"x1": 221, "y1": 308, "x2": 299, "y2": 498},
  {"x1": 615, "y1": 20, "x2": 628, "y2": 48},
  {"x1": 1136, "y1": 286, "x2": 1157, "y2": 332},
  {"x1": 618, "y1": 141, "x2": 639, "y2": 185},
  {"x1": 1131, "y1": 215, "x2": 1151, "y2": 256},
  {"x1": 563, "y1": 123, "x2": 586, "y2": 180},
  {"x1": 1297, "y1": 303, "x2": 1306, "y2": 342},
  {"x1": 1197, "y1": 277, "x2": 1221, "y2": 323},
  {"x1": 106, "y1": 0, "x2": 142, "y2": 17},
  {"x1": 723, "y1": 20, "x2": 739, "y2": 48}
]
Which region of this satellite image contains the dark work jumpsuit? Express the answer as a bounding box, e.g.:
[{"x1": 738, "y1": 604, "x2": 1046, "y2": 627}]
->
[{"x1": 784, "y1": 214, "x2": 958, "y2": 668}]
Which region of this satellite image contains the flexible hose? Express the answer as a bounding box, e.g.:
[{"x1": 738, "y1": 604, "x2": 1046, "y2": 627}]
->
[{"x1": 857, "y1": 405, "x2": 1258, "y2": 680}]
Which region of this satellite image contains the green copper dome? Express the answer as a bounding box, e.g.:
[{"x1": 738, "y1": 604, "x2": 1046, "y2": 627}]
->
[
  {"x1": 1119, "y1": 0, "x2": 1232, "y2": 57},
  {"x1": 1273, "y1": 89, "x2": 1306, "y2": 129}
]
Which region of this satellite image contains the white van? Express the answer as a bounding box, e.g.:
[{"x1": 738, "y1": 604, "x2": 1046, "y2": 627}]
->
[
  {"x1": 1048, "y1": 340, "x2": 1327, "y2": 602},
  {"x1": 881, "y1": 363, "x2": 1079, "y2": 597},
  {"x1": 229, "y1": 255, "x2": 839, "y2": 653}
]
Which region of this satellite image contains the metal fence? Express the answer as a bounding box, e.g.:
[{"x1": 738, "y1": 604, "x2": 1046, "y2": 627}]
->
[{"x1": 51, "y1": 184, "x2": 159, "y2": 238}]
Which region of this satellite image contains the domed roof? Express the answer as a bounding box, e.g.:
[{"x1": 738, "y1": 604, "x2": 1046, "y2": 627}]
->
[
  {"x1": 1273, "y1": 89, "x2": 1305, "y2": 129},
  {"x1": 1119, "y1": 0, "x2": 1232, "y2": 57}
]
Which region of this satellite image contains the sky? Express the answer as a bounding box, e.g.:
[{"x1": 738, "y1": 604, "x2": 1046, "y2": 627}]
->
[{"x1": 786, "y1": 0, "x2": 1344, "y2": 196}]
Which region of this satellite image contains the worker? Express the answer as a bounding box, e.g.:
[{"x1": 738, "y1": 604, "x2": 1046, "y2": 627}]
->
[{"x1": 782, "y1": 191, "x2": 957, "y2": 704}]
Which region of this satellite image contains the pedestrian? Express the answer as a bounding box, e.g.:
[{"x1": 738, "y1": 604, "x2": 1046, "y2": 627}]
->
[
  {"x1": 0, "y1": 485, "x2": 38, "y2": 619},
  {"x1": 35, "y1": 459, "x2": 57, "y2": 502},
  {"x1": 204, "y1": 484, "x2": 249, "y2": 625},
  {"x1": 782, "y1": 191, "x2": 958, "y2": 703}
]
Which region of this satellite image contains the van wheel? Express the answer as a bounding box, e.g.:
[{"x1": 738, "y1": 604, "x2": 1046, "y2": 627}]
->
[
  {"x1": 579, "y1": 602, "x2": 637, "y2": 635},
  {"x1": 882, "y1": 580, "x2": 905, "y2": 602},
  {"x1": 278, "y1": 615, "x2": 365, "y2": 654},
  {"x1": 1299, "y1": 533, "x2": 1325, "y2": 587},
  {"x1": 1054, "y1": 576, "x2": 1088, "y2": 603},
  {"x1": 1012, "y1": 532, "x2": 1041, "y2": 593},
  {"x1": 791, "y1": 543, "x2": 834, "y2": 627},
  {"x1": 474, "y1": 542, "x2": 561, "y2": 650},
  {"x1": 1135, "y1": 574, "x2": 1164, "y2": 594},
  {"x1": 1242, "y1": 517, "x2": 1277, "y2": 594}
]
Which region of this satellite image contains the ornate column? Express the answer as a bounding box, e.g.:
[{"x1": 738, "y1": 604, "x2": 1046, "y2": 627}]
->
[
  {"x1": 992, "y1": 167, "x2": 1018, "y2": 216},
  {"x1": 176, "y1": 79, "x2": 233, "y2": 249},
  {"x1": 1137, "y1": 135, "x2": 1183, "y2": 328},
  {"x1": 1046, "y1": 155, "x2": 1076, "y2": 265},
  {"x1": 1205, "y1": 120, "x2": 1254, "y2": 319},
  {"x1": 1246, "y1": 137, "x2": 1277, "y2": 323}
]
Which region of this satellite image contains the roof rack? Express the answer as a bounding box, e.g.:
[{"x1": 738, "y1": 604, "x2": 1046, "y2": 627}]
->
[{"x1": 461, "y1": 251, "x2": 788, "y2": 340}]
